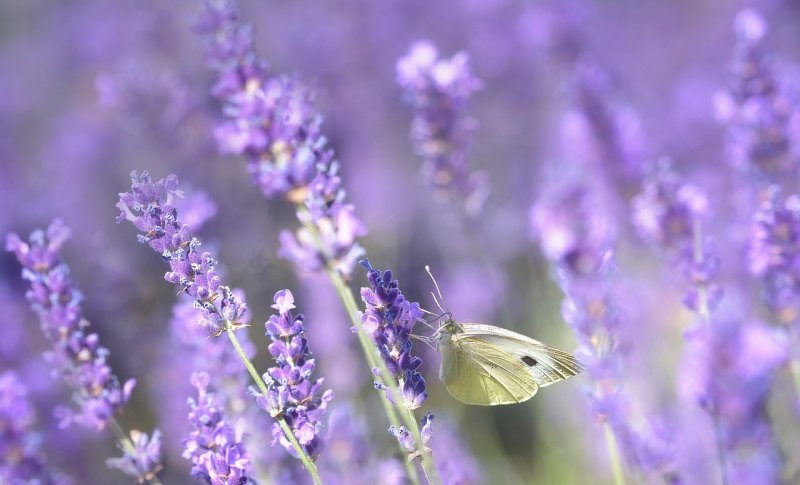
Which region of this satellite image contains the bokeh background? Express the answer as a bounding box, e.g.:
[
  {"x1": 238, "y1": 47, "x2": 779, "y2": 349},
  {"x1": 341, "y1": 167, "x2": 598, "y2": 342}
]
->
[{"x1": 3, "y1": 0, "x2": 800, "y2": 483}]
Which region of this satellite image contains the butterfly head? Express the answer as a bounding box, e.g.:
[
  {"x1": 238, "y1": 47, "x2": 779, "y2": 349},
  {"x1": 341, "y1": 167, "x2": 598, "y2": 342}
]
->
[{"x1": 434, "y1": 314, "x2": 463, "y2": 341}]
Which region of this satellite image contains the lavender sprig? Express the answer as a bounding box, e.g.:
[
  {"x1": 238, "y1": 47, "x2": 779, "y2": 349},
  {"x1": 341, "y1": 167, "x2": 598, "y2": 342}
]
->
[
  {"x1": 359, "y1": 260, "x2": 427, "y2": 410},
  {"x1": 184, "y1": 372, "x2": 254, "y2": 485},
  {"x1": 396, "y1": 41, "x2": 487, "y2": 216},
  {"x1": 5, "y1": 220, "x2": 162, "y2": 483},
  {"x1": 0, "y1": 371, "x2": 72, "y2": 485},
  {"x1": 532, "y1": 181, "x2": 676, "y2": 482},
  {"x1": 715, "y1": 9, "x2": 798, "y2": 187},
  {"x1": 107, "y1": 430, "x2": 163, "y2": 484},
  {"x1": 254, "y1": 290, "x2": 333, "y2": 460},
  {"x1": 117, "y1": 170, "x2": 321, "y2": 483}
]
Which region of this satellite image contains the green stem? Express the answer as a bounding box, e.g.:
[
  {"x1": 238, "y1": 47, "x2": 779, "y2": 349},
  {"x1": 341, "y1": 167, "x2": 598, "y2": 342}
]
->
[
  {"x1": 603, "y1": 423, "x2": 626, "y2": 485},
  {"x1": 226, "y1": 328, "x2": 322, "y2": 485},
  {"x1": 298, "y1": 207, "x2": 438, "y2": 485},
  {"x1": 109, "y1": 418, "x2": 163, "y2": 485}
]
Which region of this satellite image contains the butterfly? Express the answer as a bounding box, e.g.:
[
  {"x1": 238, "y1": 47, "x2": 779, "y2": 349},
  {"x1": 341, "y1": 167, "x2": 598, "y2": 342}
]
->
[{"x1": 423, "y1": 266, "x2": 584, "y2": 406}]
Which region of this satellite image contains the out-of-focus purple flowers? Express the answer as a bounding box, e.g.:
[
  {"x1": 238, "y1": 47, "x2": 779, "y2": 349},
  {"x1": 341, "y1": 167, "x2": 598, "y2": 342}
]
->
[
  {"x1": 0, "y1": 371, "x2": 71, "y2": 485},
  {"x1": 106, "y1": 430, "x2": 164, "y2": 484},
  {"x1": 117, "y1": 170, "x2": 249, "y2": 336},
  {"x1": 184, "y1": 371, "x2": 254, "y2": 484},
  {"x1": 359, "y1": 259, "x2": 428, "y2": 411},
  {"x1": 749, "y1": 186, "x2": 800, "y2": 322},
  {"x1": 195, "y1": 0, "x2": 367, "y2": 279},
  {"x1": 254, "y1": 290, "x2": 333, "y2": 460},
  {"x1": 5, "y1": 220, "x2": 136, "y2": 431},
  {"x1": 715, "y1": 9, "x2": 799, "y2": 186},
  {"x1": 396, "y1": 41, "x2": 487, "y2": 216}
]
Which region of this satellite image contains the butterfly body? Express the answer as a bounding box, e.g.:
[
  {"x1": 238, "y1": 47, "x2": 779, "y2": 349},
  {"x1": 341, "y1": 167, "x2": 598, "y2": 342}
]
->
[{"x1": 436, "y1": 318, "x2": 584, "y2": 406}]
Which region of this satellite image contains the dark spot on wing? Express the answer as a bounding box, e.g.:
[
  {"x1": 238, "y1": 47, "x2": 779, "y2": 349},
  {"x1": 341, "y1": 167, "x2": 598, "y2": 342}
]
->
[{"x1": 521, "y1": 356, "x2": 537, "y2": 366}]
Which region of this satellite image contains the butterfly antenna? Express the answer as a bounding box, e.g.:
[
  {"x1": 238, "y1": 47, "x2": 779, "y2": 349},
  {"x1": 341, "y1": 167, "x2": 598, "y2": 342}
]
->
[{"x1": 425, "y1": 265, "x2": 450, "y2": 314}]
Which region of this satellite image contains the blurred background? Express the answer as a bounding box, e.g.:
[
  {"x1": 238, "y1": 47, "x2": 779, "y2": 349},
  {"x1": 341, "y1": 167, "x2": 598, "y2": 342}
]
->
[{"x1": 2, "y1": 0, "x2": 800, "y2": 483}]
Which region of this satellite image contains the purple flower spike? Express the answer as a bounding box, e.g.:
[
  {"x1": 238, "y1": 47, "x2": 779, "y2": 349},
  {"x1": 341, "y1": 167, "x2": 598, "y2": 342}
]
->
[
  {"x1": 0, "y1": 371, "x2": 72, "y2": 485},
  {"x1": 279, "y1": 161, "x2": 367, "y2": 278},
  {"x1": 397, "y1": 41, "x2": 487, "y2": 216},
  {"x1": 715, "y1": 9, "x2": 798, "y2": 185},
  {"x1": 254, "y1": 290, "x2": 333, "y2": 460},
  {"x1": 6, "y1": 220, "x2": 136, "y2": 431},
  {"x1": 359, "y1": 259, "x2": 428, "y2": 410},
  {"x1": 117, "y1": 170, "x2": 249, "y2": 336},
  {"x1": 184, "y1": 372, "x2": 254, "y2": 485},
  {"x1": 106, "y1": 430, "x2": 163, "y2": 484},
  {"x1": 389, "y1": 414, "x2": 433, "y2": 458}
]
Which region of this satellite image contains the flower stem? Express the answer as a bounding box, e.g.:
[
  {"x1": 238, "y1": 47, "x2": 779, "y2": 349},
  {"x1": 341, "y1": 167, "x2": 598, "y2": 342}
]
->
[
  {"x1": 226, "y1": 327, "x2": 322, "y2": 485},
  {"x1": 296, "y1": 206, "x2": 438, "y2": 485},
  {"x1": 109, "y1": 418, "x2": 163, "y2": 485},
  {"x1": 603, "y1": 423, "x2": 626, "y2": 485}
]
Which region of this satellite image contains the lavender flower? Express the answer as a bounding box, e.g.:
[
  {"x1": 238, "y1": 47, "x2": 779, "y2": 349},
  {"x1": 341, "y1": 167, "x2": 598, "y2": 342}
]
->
[
  {"x1": 106, "y1": 430, "x2": 164, "y2": 484},
  {"x1": 184, "y1": 371, "x2": 254, "y2": 484},
  {"x1": 396, "y1": 41, "x2": 487, "y2": 216},
  {"x1": 5, "y1": 220, "x2": 136, "y2": 431},
  {"x1": 532, "y1": 180, "x2": 676, "y2": 479},
  {"x1": 0, "y1": 371, "x2": 71, "y2": 485},
  {"x1": 116, "y1": 170, "x2": 248, "y2": 337},
  {"x1": 195, "y1": 0, "x2": 329, "y2": 203},
  {"x1": 254, "y1": 290, "x2": 333, "y2": 460},
  {"x1": 388, "y1": 413, "x2": 433, "y2": 460},
  {"x1": 748, "y1": 186, "x2": 800, "y2": 322},
  {"x1": 681, "y1": 318, "x2": 787, "y2": 483},
  {"x1": 631, "y1": 162, "x2": 709, "y2": 250},
  {"x1": 359, "y1": 259, "x2": 428, "y2": 410},
  {"x1": 715, "y1": 9, "x2": 798, "y2": 185},
  {"x1": 279, "y1": 161, "x2": 367, "y2": 278}
]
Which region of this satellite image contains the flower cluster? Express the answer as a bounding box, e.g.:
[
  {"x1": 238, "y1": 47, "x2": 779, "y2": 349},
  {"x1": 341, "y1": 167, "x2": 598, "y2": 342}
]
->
[
  {"x1": 106, "y1": 430, "x2": 163, "y2": 484},
  {"x1": 184, "y1": 371, "x2": 254, "y2": 484},
  {"x1": 116, "y1": 170, "x2": 248, "y2": 336},
  {"x1": 532, "y1": 180, "x2": 676, "y2": 479},
  {"x1": 749, "y1": 186, "x2": 800, "y2": 322},
  {"x1": 396, "y1": 41, "x2": 487, "y2": 216},
  {"x1": 359, "y1": 260, "x2": 427, "y2": 409},
  {"x1": 715, "y1": 9, "x2": 798, "y2": 185},
  {"x1": 389, "y1": 413, "x2": 433, "y2": 458},
  {"x1": 681, "y1": 318, "x2": 787, "y2": 483},
  {"x1": 0, "y1": 371, "x2": 71, "y2": 484},
  {"x1": 5, "y1": 220, "x2": 136, "y2": 431},
  {"x1": 279, "y1": 161, "x2": 367, "y2": 278},
  {"x1": 254, "y1": 290, "x2": 333, "y2": 460},
  {"x1": 631, "y1": 162, "x2": 708, "y2": 250}
]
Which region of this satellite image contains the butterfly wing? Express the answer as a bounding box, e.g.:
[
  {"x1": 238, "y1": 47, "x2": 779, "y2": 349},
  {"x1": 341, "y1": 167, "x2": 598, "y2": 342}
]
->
[
  {"x1": 440, "y1": 334, "x2": 540, "y2": 406},
  {"x1": 457, "y1": 323, "x2": 584, "y2": 388}
]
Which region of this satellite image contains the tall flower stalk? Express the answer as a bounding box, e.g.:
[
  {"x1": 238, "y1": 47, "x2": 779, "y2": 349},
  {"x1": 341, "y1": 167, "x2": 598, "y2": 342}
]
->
[
  {"x1": 194, "y1": 1, "x2": 439, "y2": 482},
  {"x1": 5, "y1": 220, "x2": 163, "y2": 485},
  {"x1": 532, "y1": 180, "x2": 675, "y2": 483},
  {"x1": 395, "y1": 40, "x2": 487, "y2": 217},
  {"x1": 116, "y1": 170, "x2": 322, "y2": 484}
]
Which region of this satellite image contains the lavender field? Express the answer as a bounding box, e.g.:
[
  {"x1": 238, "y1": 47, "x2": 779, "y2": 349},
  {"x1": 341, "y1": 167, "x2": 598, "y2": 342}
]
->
[{"x1": 2, "y1": 0, "x2": 800, "y2": 483}]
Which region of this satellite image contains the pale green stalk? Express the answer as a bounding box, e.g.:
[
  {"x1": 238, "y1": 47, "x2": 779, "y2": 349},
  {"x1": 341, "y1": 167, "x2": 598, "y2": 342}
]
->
[
  {"x1": 226, "y1": 327, "x2": 322, "y2": 485},
  {"x1": 603, "y1": 423, "x2": 626, "y2": 485},
  {"x1": 297, "y1": 206, "x2": 440, "y2": 485},
  {"x1": 108, "y1": 418, "x2": 163, "y2": 485}
]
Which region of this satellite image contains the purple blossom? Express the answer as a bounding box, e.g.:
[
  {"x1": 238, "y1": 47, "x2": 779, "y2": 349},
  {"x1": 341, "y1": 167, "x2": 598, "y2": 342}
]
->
[
  {"x1": 681, "y1": 318, "x2": 787, "y2": 483},
  {"x1": 116, "y1": 170, "x2": 249, "y2": 336},
  {"x1": 748, "y1": 186, "x2": 800, "y2": 321},
  {"x1": 106, "y1": 430, "x2": 163, "y2": 484},
  {"x1": 396, "y1": 41, "x2": 487, "y2": 216},
  {"x1": 5, "y1": 220, "x2": 136, "y2": 431},
  {"x1": 388, "y1": 413, "x2": 433, "y2": 458},
  {"x1": 279, "y1": 161, "x2": 367, "y2": 278},
  {"x1": 532, "y1": 180, "x2": 676, "y2": 479},
  {"x1": 715, "y1": 9, "x2": 798, "y2": 185},
  {"x1": 0, "y1": 371, "x2": 72, "y2": 485},
  {"x1": 631, "y1": 162, "x2": 709, "y2": 250},
  {"x1": 253, "y1": 290, "x2": 333, "y2": 460},
  {"x1": 184, "y1": 371, "x2": 254, "y2": 485},
  {"x1": 359, "y1": 259, "x2": 428, "y2": 410}
]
